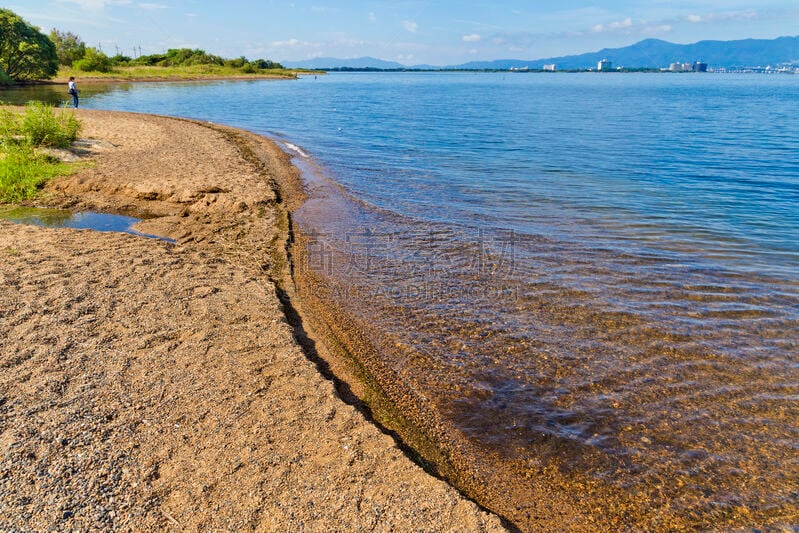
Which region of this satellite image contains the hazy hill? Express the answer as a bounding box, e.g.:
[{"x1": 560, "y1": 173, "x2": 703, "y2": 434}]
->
[
  {"x1": 450, "y1": 36, "x2": 799, "y2": 70},
  {"x1": 283, "y1": 35, "x2": 799, "y2": 70},
  {"x1": 283, "y1": 56, "x2": 407, "y2": 69}
]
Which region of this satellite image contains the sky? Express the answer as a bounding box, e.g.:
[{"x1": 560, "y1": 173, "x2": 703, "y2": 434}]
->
[{"x1": 10, "y1": 1, "x2": 799, "y2": 66}]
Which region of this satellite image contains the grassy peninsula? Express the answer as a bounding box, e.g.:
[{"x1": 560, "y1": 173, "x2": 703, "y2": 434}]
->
[{"x1": 55, "y1": 63, "x2": 299, "y2": 82}]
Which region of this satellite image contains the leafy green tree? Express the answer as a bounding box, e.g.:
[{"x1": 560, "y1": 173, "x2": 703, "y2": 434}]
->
[
  {"x1": 0, "y1": 8, "x2": 59, "y2": 81},
  {"x1": 49, "y1": 29, "x2": 86, "y2": 66},
  {"x1": 252, "y1": 59, "x2": 284, "y2": 70},
  {"x1": 224, "y1": 56, "x2": 248, "y2": 69},
  {"x1": 73, "y1": 46, "x2": 112, "y2": 72},
  {"x1": 0, "y1": 66, "x2": 12, "y2": 84},
  {"x1": 131, "y1": 53, "x2": 167, "y2": 66},
  {"x1": 110, "y1": 54, "x2": 131, "y2": 65},
  {"x1": 163, "y1": 48, "x2": 223, "y2": 66}
]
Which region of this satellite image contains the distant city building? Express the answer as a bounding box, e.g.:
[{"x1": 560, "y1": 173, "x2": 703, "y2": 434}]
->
[
  {"x1": 543, "y1": 64, "x2": 557, "y2": 72},
  {"x1": 670, "y1": 61, "x2": 708, "y2": 72},
  {"x1": 597, "y1": 59, "x2": 612, "y2": 71}
]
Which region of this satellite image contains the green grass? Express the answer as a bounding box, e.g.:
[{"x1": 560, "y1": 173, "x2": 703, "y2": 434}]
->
[
  {"x1": 0, "y1": 145, "x2": 73, "y2": 202},
  {"x1": 58, "y1": 64, "x2": 301, "y2": 80},
  {"x1": 0, "y1": 103, "x2": 82, "y2": 202}
]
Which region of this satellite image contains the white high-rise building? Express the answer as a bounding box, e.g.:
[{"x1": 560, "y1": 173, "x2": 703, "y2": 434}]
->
[{"x1": 597, "y1": 59, "x2": 612, "y2": 71}]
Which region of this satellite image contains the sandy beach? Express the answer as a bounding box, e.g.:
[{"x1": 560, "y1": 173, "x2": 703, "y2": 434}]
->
[{"x1": 0, "y1": 110, "x2": 505, "y2": 531}]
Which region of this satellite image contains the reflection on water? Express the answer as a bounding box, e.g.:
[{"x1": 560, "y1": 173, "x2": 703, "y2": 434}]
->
[
  {"x1": 0, "y1": 206, "x2": 171, "y2": 241},
  {"x1": 0, "y1": 82, "x2": 136, "y2": 108}
]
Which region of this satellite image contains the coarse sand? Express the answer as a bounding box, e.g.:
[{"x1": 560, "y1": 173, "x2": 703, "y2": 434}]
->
[{"x1": 0, "y1": 110, "x2": 506, "y2": 531}]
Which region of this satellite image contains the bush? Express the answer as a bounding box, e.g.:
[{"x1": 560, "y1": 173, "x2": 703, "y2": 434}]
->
[
  {"x1": 110, "y1": 54, "x2": 132, "y2": 66},
  {"x1": 0, "y1": 67, "x2": 12, "y2": 85},
  {"x1": 0, "y1": 103, "x2": 80, "y2": 202},
  {"x1": 73, "y1": 47, "x2": 112, "y2": 73},
  {"x1": 130, "y1": 53, "x2": 166, "y2": 66},
  {"x1": 224, "y1": 56, "x2": 248, "y2": 69},
  {"x1": 18, "y1": 102, "x2": 82, "y2": 148},
  {"x1": 251, "y1": 59, "x2": 284, "y2": 70}
]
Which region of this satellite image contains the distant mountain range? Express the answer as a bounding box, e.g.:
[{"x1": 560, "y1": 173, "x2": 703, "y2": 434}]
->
[{"x1": 283, "y1": 35, "x2": 799, "y2": 70}]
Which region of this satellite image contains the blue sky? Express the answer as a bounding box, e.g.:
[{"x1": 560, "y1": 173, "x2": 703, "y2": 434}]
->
[{"x1": 11, "y1": 1, "x2": 799, "y2": 65}]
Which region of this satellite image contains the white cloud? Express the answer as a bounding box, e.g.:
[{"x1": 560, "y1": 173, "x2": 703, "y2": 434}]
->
[
  {"x1": 272, "y1": 38, "x2": 306, "y2": 47},
  {"x1": 138, "y1": 3, "x2": 167, "y2": 9},
  {"x1": 585, "y1": 17, "x2": 673, "y2": 37},
  {"x1": 592, "y1": 17, "x2": 633, "y2": 33},
  {"x1": 684, "y1": 11, "x2": 758, "y2": 24},
  {"x1": 402, "y1": 20, "x2": 418, "y2": 33},
  {"x1": 462, "y1": 33, "x2": 481, "y2": 43}
]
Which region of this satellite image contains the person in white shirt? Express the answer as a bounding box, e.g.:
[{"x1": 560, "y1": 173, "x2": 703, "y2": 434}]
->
[{"x1": 68, "y1": 77, "x2": 78, "y2": 108}]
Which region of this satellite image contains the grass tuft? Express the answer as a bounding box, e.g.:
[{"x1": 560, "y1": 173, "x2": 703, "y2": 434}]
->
[
  {"x1": 0, "y1": 102, "x2": 82, "y2": 202},
  {"x1": 0, "y1": 145, "x2": 73, "y2": 203},
  {"x1": 20, "y1": 102, "x2": 82, "y2": 148}
]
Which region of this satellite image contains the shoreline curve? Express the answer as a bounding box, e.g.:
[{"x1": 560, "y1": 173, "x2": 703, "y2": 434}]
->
[{"x1": 0, "y1": 109, "x2": 505, "y2": 531}]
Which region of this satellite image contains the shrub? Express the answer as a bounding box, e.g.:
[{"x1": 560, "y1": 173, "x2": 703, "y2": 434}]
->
[
  {"x1": 19, "y1": 102, "x2": 82, "y2": 148},
  {"x1": 224, "y1": 56, "x2": 247, "y2": 69},
  {"x1": 110, "y1": 54, "x2": 132, "y2": 66},
  {"x1": 73, "y1": 47, "x2": 112, "y2": 73},
  {"x1": 251, "y1": 59, "x2": 284, "y2": 70},
  {"x1": 0, "y1": 103, "x2": 80, "y2": 202}
]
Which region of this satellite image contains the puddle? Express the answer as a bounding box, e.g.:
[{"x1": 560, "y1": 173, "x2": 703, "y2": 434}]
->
[{"x1": 0, "y1": 206, "x2": 174, "y2": 242}]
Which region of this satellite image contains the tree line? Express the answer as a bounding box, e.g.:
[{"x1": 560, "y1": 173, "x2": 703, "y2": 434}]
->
[{"x1": 0, "y1": 8, "x2": 284, "y2": 83}]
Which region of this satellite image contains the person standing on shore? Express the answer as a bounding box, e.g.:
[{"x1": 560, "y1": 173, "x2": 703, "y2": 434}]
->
[{"x1": 67, "y1": 77, "x2": 78, "y2": 108}]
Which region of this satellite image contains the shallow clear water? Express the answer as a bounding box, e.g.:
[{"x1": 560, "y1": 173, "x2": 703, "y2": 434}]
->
[
  {"x1": 0, "y1": 206, "x2": 170, "y2": 241},
  {"x1": 4, "y1": 73, "x2": 797, "y2": 525}
]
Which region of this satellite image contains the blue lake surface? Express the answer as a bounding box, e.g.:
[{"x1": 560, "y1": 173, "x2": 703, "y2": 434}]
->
[
  {"x1": 77, "y1": 73, "x2": 799, "y2": 278},
  {"x1": 6, "y1": 72, "x2": 797, "y2": 526}
]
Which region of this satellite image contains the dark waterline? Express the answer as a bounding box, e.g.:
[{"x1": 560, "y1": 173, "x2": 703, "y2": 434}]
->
[{"x1": 5, "y1": 73, "x2": 797, "y2": 527}]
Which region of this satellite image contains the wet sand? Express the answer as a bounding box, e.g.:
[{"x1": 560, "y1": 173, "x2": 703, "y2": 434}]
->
[{"x1": 0, "y1": 110, "x2": 504, "y2": 531}]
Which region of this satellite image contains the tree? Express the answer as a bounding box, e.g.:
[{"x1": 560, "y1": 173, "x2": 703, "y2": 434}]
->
[
  {"x1": 73, "y1": 47, "x2": 112, "y2": 73},
  {"x1": 0, "y1": 8, "x2": 59, "y2": 81},
  {"x1": 252, "y1": 59, "x2": 284, "y2": 70},
  {"x1": 49, "y1": 29, "x2": 86, "y2": 66}
]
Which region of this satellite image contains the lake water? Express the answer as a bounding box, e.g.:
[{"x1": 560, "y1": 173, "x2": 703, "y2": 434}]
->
[{"x1": 5, "y1": 73, "x2": 797, "y2": 528}]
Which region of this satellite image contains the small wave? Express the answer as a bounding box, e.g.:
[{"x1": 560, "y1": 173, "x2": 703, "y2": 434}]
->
[{"x1": 284, "y1": 142, "x2": 310, "y2": 159}]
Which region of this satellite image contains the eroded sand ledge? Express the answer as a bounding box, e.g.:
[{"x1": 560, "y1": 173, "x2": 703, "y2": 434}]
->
[{"x1": 0, "y1": 110, "x2": 505, "y2": 531}]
